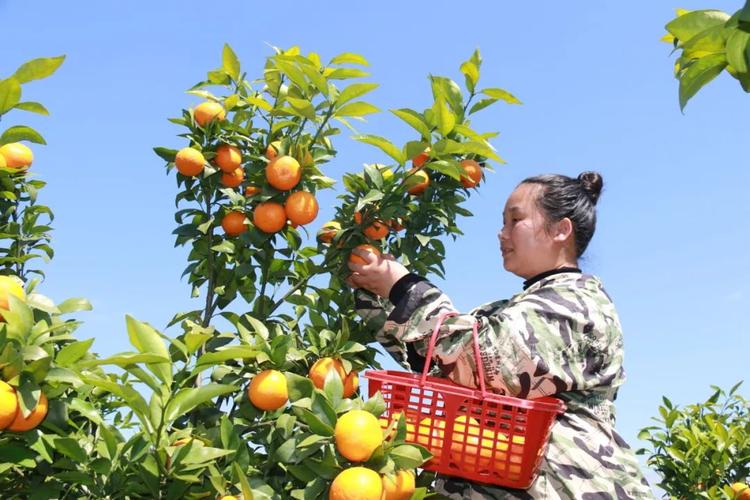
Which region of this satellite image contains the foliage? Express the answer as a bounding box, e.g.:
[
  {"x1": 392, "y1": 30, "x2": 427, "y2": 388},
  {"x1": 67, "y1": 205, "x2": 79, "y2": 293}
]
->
[
  {"x1": 637, "y1": 382, "x2": 750, "y2": 499},
  {"x1": 663, "y1": 3, "x2": 750, "y2": 110}
]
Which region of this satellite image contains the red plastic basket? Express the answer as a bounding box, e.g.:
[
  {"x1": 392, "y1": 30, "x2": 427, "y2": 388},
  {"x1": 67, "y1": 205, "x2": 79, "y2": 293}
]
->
[{"x1": 364, "y1": 312, "x2": 566, "y2": 489}]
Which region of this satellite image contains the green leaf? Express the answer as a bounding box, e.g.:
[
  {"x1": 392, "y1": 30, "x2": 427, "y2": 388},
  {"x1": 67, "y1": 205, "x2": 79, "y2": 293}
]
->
[
  {"x1": 326, "y1": 68, "x2": 369, "y2": 80},
  {"x1": 234, "y1": 462, "x2": 254, "y2": 500},
  {"x1": 0, "y1": 125, "x2": 46, "y2": 145},
  {"x1": 482, "y1": 87, "x2": 522, "y2": 104},
  {"x1": 335, "y1": 101, "x2": 379, "y2": 117},
  {"x1": 0, "y1": 78, "x2": 22, "y2": 115},
  {"x1": 14, "y1": 102, "x2": 49, "y2": 115},
  {"x1": 164, "y1": 383, "x2": 236, "y2": 423},
  {"x1": 194, "y1": 346, "x2": 258, "y2": 369},
  {"x1": 468, "y1": 98, "x2": 497, "y2": 115},
  {"x1": 680, "y1": 25, "x2": 726, "y2": 60},
  {"x1": 222, "y1": 44, "x2": 241, "y2": 80},
  {"x1": 286, "y1": 372, "x2": 314, "y2": 402},
  {"x1": 80, "y1": 352, "x2": 170, "y2": 368},
  {"x1": 13, "y1": 56, "x2": 65, "y2": 83},
  {"x1": 330, "y1": 53, "x2": 370, "y2": 66},
  {"x1": 460, "y1": 61, "x2": 479, "y2": 93},
  {"x1": 391, "y1": 109, "x2": 431, "y2": 139},
  {"x1": 299, "y1": 409, "x2": 335, "y2": 436},
  {"x1": 679, "y1": 53, "x2": 727, "y2": 110},
  {"x1": 337, "y1": 83, "x2": 379, "y2": 107},
  {"x1": 390, "y1": 445, "x2": 430, "y2": 469},
  {"x1": 57, "y1": 297, "x2": 93, "y2": 314},
  {"x1": 666, "y1": 10, "x2": 730, "y2": 42},
  {"x1": 56, "y1": 338, "x2": 95, "y2": 367},
  {"x1": 726, "y1": 29, "x2": 750, "y2": 74},
  {"x1": 125, "y1": 315, "x2": 172, "y2": 386},
  {"x1": 68, "y1": 398, "x2": 105, "y2": 426},
  {"x1": 353, "y1": 134, "x2": 406, "y2": 164},
  {"x1": 54, "y1": 437, "x2": 88, "y2": 463},
  {"x1": 433, "y1": 96, "x2": 455, "y2": 136}
]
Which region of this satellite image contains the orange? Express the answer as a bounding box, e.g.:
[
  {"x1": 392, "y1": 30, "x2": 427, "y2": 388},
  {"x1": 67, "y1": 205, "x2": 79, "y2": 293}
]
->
[
  {"x1": 175, "y1": 148, "x2": 205, "y2": 177},
  {"x1": 416, "y1": 417, "x2": 445, "y2": 455},
  {"x1": 355, "y1": 212, "x2": 389, "y2": 240},
  {"x1": 363, "y1": 220, "x2": 389, "y2": 240},
  {"x1": 0, "y1": 143, "x2": 33, "y2": 170},
  {"x1": 193, "y1": 101, "x2": 226, "y2": 127},
  {"x1": 244, "y1": 185, "x2": 261, "y2": 197},
  {"x1": 266, "y1": 155, "x2": 301, "y2": 191},
  {"x1": 265, "y1": 140, "x2": 281, "y2": 161},
  {"x1": 215, "y1": 144, "x2": 242, "y2": 172},
  {"x1": 404, "y1": 169, "x2": 429, "y2": 195},
  {"x1": 334, "y1": 410, "x2": 383, "y2": 462},
  {"x1": 343, "y1": 371, "x2": 359, "y2": 398},
  {"x1": 0, "y1": 154, "x2": 5, "y2": 169},
  {"x1": 285, "y1": 191, "x2": 319, "y2": 226},
  {"x1": 449, "y1": 416, "x2": 500, "y2": 470},
  {"x1": 253, "y1": 202, "x2": 287, "y2": 233},
  {"x1": 218, "y1": 496, "x2": 238, "y2": 500},
  {"x1": 0, "y1": 381, "x2": 19, "y2": 430},
  {"x1": 382, "y1": 470, "x2": 415, "y2": 500},
  {"x1": 732, "y1": 483, "x2": 750, "y2": 500},
  {"x1": 221, "y1": 211, "x2": 248, "y2": 237},
  {"x1": 8, "y1": 392, "x2": 48, "y2": 432},
  {"x1": 411, "y1": 147, "x2": 431, "y2": 168},
  {"x1": 247, "y1": 369, "x2": 288, "y2": 411},
  {"x1": 348, "y1": 244, "x2": 380, "y2": 266},
  {"x1": 329, "y1": 467, "x2": 382, "y2": 500},
  {"x1": 317, "y1": 221, "x2": 341, "y2": 244},
  {"x1": 460, "y1": 159, "x2": 482, "y2": 188},
  {"x1": 0, "y1": 275, "x2": 26, "y2": 312},
  {"x1": 308, "y1": 357, "x2": 359, "y2": 397},
  {"x1": 220, "y1": 167, "x2": 245, "y2": 188}
]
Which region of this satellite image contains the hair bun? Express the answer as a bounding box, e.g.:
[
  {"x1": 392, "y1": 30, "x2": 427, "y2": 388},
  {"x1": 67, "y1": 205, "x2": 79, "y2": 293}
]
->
[{"x1": 578, "y1": 171, "x2": 603, "y2": 204}]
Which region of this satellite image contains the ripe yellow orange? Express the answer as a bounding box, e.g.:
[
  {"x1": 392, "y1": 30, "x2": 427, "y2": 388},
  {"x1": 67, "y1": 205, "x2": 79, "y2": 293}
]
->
[
  {"x1": 0, "y1": 381, "x2": 19, "y2": 430},
  {"x1": 335, "y1": 410, "x2": 383, "y2": 462},
  {"x1": 244, "y1": 185, "x2": 261, "y2": 197},
  {"x1": 0, "y1": 143, "x2": 33, "y2": 170},
  {"x1": 317, "y1": 221, "x2": 341, "y2": 244},
  {"x1": 215, "y1": 144, "x2": 242, "y2": 172},
  {"x1": 416, "y1": 417, "x2": 445, "y2": 455},
  {"x1": 221, "y1": 211, "x2": 248, "y2": 237},
  {"x1": 193, "y1": 101, "x2": 226, "y2": 127},
  {"x1": 266, "y1": 155, "x2": 302, "y2": 191},
  {"x1": 175, "y1": 148, "x2": 205, "y2": 177},
  {"x1": 348, "y1": 244, "x2": 381, "y2": 266},
  {"x1": 404, "y1": 169, "x2": 429, "y2": 195},
  {"x1": 265, "y1": 140, "x2": 281, "y2": 161},
  {"x1": 253, "y1": 202, "x2": 287, "y2": 233},
  {"x1": 329, "y1": 467, "x2": 382, "y2": 500},
  {"x1": 382, "y1": 470, "x2": 415, "y2": 500},
  {"x1": 0, "y1": 275, "x2": 25, "y2": 321},
  {"x1": 8, "y1": 392, "x2": 48, "y2": 432},
  {"x1": 218, "y1": 496, "x2": 238, "y2": 500},
  {"x1": 450, "y1": 416, "x2": 499, "y2": 470},
  {"x1": 247, "y1": 369, "x2": 288, "y2": 411},
  {"x1": 308, "y1": 357, "x2": 358, "y2": 397},
  {"x1": 411, "y1": 147, "x2": 431, "y2": 168},
  {"x1": 732, "y1": 483, "x2": 750, "y2": 500},
  {"x1": 0, "y1": 154, "x2": 5, "y2": 169},
  {"x1": 285, "y1": 191, "x2": 319, "y2": 226},
  {"x1": 220, "y1": 167, "x2": 245, "y2": 188},
  {"x1": 460, "y1": 159, "x2": 482, "y2": 188}
]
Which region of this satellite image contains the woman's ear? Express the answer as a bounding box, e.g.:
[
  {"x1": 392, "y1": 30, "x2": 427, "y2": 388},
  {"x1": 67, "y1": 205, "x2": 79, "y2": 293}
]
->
[{"x1": 552, "y1": 217, "x2": 574, "y2": 243}]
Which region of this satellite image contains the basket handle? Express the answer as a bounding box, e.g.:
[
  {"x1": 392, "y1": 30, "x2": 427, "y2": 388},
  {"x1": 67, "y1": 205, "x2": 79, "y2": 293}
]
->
[{"x1": 419, "y1": 311, "x2": 488, "y2": 397}]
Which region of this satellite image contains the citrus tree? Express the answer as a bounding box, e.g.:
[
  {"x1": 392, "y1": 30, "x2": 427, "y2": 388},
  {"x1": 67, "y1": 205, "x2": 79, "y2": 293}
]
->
[
  {"x1": 1, "y1": 42, "x2": 516, "y2": 499},
  {"x1": 637, "y1": 383, "x2": 750, "y2": 499},
  {"x1": 663, "y1": 3, "x2": 750, "y2": 109}
]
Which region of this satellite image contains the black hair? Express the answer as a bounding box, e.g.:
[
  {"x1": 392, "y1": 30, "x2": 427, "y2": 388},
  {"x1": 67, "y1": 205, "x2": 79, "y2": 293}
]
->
[{"x1": 520, "y1": 172, "x2": 603, "y2": 257}]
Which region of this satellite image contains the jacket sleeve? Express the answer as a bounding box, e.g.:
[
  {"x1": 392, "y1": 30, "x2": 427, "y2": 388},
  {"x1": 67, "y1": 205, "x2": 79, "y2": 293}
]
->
[{"x1": 382, "y1": 279, "x2": 623, "y2": 399}]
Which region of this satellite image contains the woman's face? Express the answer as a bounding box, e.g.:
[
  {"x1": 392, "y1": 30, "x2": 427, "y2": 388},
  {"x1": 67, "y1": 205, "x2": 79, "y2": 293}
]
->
[{"x1": 498, "y1": 183, "x2": 563, "y2": 279}]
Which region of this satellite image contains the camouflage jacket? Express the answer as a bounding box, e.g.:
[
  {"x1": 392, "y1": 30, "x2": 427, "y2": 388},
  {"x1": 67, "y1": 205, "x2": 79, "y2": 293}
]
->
[{"x1": 355, "y1": 271, "x2": 655, "y2": 499}]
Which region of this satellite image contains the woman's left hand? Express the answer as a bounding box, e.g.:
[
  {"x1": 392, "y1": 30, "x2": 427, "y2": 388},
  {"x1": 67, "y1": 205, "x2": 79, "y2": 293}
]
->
[{"x1": 346, "y1": 248, "x2": 409, "y2": 299}]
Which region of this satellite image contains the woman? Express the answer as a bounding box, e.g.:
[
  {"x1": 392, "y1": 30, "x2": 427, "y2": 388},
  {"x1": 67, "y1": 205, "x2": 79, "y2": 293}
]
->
[{"x1": 347, "y1": 172, "x2": 654, "y2": 499}]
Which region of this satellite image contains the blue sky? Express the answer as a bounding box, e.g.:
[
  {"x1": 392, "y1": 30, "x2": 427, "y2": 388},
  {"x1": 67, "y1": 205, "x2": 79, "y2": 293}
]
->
[{"x1": 2, "y1": 1, "x2": 749, "y2": 493}]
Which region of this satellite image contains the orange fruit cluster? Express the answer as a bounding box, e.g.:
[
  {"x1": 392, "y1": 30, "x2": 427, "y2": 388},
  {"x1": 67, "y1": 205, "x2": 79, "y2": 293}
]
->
[{"x1": 0, "y1": 381, "x2": 49, "y2": 432}]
